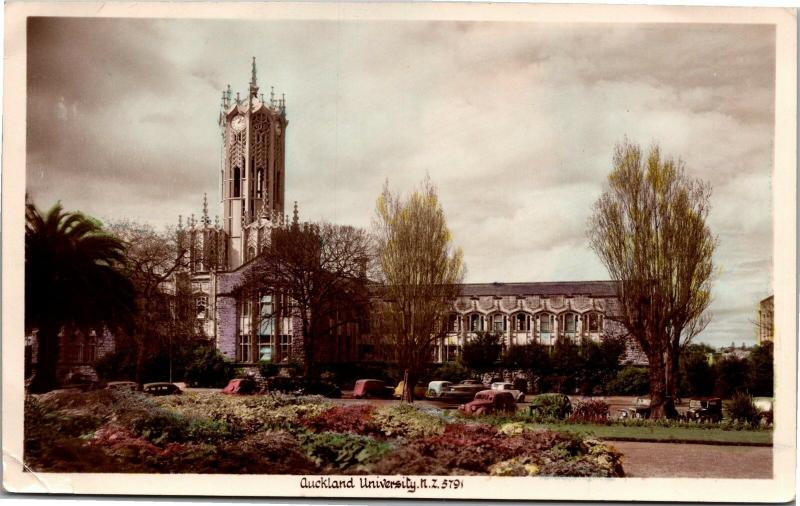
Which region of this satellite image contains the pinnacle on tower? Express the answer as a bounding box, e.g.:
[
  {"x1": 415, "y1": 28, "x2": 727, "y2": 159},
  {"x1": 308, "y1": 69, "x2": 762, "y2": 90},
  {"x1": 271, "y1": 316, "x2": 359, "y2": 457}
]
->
[
  {"x1": 250, "y1": 57, "x2": 259, "y2": 97},
  {"x1": 178, "y1": 214, "x2": 183, "y2": 230},
  {"x1": 270, "y1": 86, "x2": 275, "y2": 106},
  {"x1": 260, "y1": 196, "x2": 270, "y2": 218},
  {"x1": 202, "y1": 193, "x2": 210, "y2": 225},
  {"x1": 292, "y1": 201, "x2": 299, "y2": 226}
]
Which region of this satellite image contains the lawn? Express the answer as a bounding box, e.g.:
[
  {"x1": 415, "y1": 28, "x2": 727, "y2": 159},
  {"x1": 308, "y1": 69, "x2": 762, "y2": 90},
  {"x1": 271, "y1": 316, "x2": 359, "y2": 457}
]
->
[{"x1": 529, "y1": 422, "x2": 772, "y2": 445}]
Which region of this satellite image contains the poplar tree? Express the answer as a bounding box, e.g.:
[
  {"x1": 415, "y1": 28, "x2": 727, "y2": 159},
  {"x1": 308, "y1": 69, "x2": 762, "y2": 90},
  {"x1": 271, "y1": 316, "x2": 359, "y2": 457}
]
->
[{"x1": 589, "y1": 141, "x2": 716, "y2": 418}]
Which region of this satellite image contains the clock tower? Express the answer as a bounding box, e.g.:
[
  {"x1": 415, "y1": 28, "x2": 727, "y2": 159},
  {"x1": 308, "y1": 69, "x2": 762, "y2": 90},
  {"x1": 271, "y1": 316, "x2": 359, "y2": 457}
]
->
[{"x1": 218, "y1": 58, "x2": 287, "y2": 269}]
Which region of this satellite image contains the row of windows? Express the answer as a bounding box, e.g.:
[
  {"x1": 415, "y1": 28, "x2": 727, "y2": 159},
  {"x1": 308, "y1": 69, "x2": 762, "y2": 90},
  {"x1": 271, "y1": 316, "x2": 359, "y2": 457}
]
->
[
  {"x1": 236, "y1": 333, "x2": 292, "y2": 363},
  {"x1": 448, "y1": 312, "x2": 603, "y2": 334}
]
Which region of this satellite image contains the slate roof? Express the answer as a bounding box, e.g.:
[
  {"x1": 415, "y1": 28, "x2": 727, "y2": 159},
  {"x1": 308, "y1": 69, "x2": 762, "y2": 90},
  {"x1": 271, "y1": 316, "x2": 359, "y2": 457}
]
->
[{"x1": 458, "y1": 280, "x2": 619, "y2": 298}]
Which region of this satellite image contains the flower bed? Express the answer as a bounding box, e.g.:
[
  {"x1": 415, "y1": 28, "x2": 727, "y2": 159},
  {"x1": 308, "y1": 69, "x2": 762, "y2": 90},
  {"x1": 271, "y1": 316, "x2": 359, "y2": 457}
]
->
[{"x1": 25, "y1": 391, "x2": 624, "y2": 476}]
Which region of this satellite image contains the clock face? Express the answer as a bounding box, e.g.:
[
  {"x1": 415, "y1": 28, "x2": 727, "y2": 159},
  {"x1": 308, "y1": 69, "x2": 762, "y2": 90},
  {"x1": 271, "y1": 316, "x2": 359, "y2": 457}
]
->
[{"x1": 231, "y1": 116, "x2": 246, "y2": 132}]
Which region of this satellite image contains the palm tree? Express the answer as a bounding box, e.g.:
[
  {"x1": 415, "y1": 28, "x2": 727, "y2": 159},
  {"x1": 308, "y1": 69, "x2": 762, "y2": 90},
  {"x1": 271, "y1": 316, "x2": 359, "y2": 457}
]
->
[{"x1": 26, "y1": 200, "x2": 135, "y2": 392}]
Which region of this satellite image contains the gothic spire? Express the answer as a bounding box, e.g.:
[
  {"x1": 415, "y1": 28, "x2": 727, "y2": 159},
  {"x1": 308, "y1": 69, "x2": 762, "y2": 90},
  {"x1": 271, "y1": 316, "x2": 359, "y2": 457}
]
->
[
  {"x1": 292, "y1": 201, "x2": 299, "y2": 227},
  {"x1": 260, "y1": 196, "x2": 271, "y2": 218},
  {"x1": 202, "y1": 193, "x2": 210, "y2": 225},
  {"x1": 249, "y1": 57, "x2": 259, "y2": 97}
]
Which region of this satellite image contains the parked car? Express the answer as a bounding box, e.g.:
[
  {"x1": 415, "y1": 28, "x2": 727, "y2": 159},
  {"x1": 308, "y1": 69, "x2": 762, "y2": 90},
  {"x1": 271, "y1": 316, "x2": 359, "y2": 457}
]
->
[
  {"x1": 685, "y1": 397, "x2": 722, "y2": 423},
  {"x1": 105, "y1": 381, "x2": 138, "y2": 391},
  {"x1": 393, "y1": 381, "x2": 428, "y2": 399},
  {"x1": 618, "y1": 397, "x2": 651, "y2": 419},
  {"x1": 490, "y1": 382, "x2": 526, "y2": 403},
  {"x1": 143, "y1": 382, "x2": 182, "y2": 396},
  {"x1": 222, "y1": 378, "x2": 260, "y2": 395},
  {"x1": 459, "y1": 390, "x2": 517, "y2": 416},
  {"x1": 294, "y1": 381, "x2": 342, "y2": 398},
  {"x1": 426, "y1": 380, "x2": 453, "y2": 398},
  {"x1": 440, "y1": 381, "x2": 486, "y2": 403},
  {"x1": 352, "y1": 379, "x2": 394, "y2": 399}
]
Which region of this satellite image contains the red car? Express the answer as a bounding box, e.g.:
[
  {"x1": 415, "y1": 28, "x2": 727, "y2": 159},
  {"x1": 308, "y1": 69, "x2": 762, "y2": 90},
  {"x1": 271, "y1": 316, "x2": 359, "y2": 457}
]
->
[
  {"x1": 458, "y1": 390, "x2": 517, "y2": 416},
  {"x1": 222, "y1": 378, "x2": 259, "y2": 395},
  {"x1": 352, "y1": 379, "x2": 394, "y2": 399}
]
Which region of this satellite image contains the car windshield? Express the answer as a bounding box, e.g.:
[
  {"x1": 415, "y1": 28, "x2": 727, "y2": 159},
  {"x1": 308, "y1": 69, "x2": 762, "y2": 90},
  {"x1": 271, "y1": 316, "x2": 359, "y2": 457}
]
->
[{"x1": 474, "y1": 392, "x2": 491, "y2": 400}]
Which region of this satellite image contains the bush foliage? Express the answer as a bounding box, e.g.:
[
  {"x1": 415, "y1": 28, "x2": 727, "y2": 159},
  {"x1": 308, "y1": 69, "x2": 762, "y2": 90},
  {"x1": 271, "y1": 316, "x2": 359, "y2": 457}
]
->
[
  {"x1": 26, "y1": 389, "x2": 625, "y2": 476},
  {"x1": 528, "y1": 394, "x2": 572, "y2": 420}
]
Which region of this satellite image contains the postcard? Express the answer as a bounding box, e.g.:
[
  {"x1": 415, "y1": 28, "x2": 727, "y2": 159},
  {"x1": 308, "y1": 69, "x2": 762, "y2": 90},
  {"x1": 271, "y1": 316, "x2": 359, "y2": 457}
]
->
[{"x1": 2, "y1": 1, "x2": 796, "y2": 501}]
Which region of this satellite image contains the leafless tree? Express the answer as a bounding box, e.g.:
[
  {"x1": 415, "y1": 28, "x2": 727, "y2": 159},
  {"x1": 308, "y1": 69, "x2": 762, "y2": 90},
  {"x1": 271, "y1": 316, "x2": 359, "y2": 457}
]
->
[
  {"x1": 107, "y1": 221, "x2": 196, "y2": 388},
  {"x1": 588, "y1": 141, "x2": 716, "y2": 418},
  {"x1": 241, "y1": 220, "x2": 371, "y2": 379},
  {"x1": 372, "y1": 178, "x2": 466, "y2": 403}
]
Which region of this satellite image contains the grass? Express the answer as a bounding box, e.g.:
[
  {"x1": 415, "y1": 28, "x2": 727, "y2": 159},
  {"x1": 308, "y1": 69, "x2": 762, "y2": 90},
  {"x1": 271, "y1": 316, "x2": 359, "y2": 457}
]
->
[{"x1": 529, "y1": 422, "x2": 772, "y2": 445}]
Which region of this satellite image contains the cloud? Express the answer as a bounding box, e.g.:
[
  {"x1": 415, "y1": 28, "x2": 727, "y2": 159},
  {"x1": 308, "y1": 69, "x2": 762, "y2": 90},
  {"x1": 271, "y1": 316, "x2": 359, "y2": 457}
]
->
[{"x1": 26, "y1": 18, "x2": 774, "y2": 347}]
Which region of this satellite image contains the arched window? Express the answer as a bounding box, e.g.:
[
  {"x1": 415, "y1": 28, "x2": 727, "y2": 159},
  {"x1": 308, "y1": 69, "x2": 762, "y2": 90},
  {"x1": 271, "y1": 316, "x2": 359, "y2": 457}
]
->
[
  {"x1": 538, "y1": 313, "x2": 554, "y2": 344},
  {"x1": 256, "y1": 168, "x2": 264, "y2": 198},
  {"x1": 469, "y1": 313, "x2": 484, "y2": 332},
  {"x1": 587, "y1": 312, "x2": 603, "y2": 333},
  {"x1": 233, "y1": 167, "x2": 241, "y2": 198},
  {"x1": 514, "y1": 313, "x2": 529, "y2": 332},
  {"x1": 562, "y1": 313, "x2": 578, "y2": 337},
  {"x1": 447, "y1": 314, "x2": 460, "y2": 333},
  {"x1": 491, "y1": 313, "x2": 506, "y2": 332},
  {"x1": 247, "y1": 246, "x2": 256, "y2": 261}
]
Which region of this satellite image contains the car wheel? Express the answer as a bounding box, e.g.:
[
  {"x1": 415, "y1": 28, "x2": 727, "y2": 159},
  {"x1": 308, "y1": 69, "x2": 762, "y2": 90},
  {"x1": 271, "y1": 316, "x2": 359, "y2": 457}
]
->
[
  {"x1": 475, "y1": 407, "x2": 486, "y2": 416},
  {"x1": 517, "y1": 394, "x2": 525, "y2": 403}
]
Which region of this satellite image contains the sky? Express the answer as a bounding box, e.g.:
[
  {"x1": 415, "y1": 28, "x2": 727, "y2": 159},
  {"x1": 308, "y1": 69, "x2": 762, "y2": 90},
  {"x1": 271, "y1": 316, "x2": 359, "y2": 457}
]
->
[{"x1": 26, "y1": 18, "x2": 775, "y2": 347}]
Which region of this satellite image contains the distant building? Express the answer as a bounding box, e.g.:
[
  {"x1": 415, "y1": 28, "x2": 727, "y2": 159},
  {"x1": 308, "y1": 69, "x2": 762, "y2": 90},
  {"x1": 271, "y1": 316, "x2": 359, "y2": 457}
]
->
[{"x1": 757, "y1": 295, "x2": 774, "y2": 344}]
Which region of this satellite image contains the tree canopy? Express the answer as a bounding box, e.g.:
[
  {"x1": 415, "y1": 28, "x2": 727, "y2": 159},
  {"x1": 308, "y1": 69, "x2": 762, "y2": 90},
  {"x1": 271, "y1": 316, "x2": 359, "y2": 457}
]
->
[
  {"x1": 26, "y1": 200, "x2": 135, "y2": 392},
  {"x1": 372, "y1": 177, "x2": 465, "y2": 402},
  {"x1": 588, "y1": 141, "x2": 716, "y2": 417}
]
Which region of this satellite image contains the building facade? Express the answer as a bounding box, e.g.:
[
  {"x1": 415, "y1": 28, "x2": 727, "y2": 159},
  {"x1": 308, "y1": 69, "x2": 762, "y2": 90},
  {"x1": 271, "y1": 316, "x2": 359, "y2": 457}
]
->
[
  {"x1": 181, "y1": 61, "x2": 643, "y2": 370},
  {"x1": 757, "y1": 295, "x2": 774, "y2": 344}
]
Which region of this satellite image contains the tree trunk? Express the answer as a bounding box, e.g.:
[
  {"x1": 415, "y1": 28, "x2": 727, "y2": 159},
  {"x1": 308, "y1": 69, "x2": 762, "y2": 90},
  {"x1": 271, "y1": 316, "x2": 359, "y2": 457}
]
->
[
  {"x1": 29, "y1": 324, "x2": 60, "y2": 393},
  {"x1": 647, "y1": 350, "x2": 678, "y2": 419},
  {"x1": 134, "y1": 336, "x2": 146, "y2": 390},
  {"x1": 401, "y1": 368, "x2": 414, "y2": 403}
]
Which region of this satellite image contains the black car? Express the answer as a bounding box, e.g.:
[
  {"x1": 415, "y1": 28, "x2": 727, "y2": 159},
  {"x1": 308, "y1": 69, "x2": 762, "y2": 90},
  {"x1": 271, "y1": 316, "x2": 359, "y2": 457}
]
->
[
  {"x1": 143, "y1": 382, "x2": 183, "y2": 396},
  {"x1": 294, "y1": 381, "x2": 342, "y2": 398},
  {"x1": 685, "y1": 397, "x2": 722, "y2": 423}
]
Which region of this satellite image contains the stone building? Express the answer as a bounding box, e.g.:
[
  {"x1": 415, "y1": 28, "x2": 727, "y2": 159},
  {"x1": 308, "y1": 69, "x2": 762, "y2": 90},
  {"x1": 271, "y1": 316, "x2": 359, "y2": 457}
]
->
[
  {"x1": 179, "y1": 60, "x2": 643, "y2": 371},
  {"x1": 757, "y1": 295, "x2": 774, "y2": 344}
]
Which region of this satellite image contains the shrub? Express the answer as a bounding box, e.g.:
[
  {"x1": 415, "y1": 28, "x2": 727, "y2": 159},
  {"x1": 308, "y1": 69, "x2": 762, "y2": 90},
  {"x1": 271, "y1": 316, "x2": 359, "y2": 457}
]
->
[
  {"x1": 433, "y1": 361, "x2": 472, "y2": 383},
  {"x1": 569, "y1": 399, "x2": 610, "y2": 423},
  {"x1": 726, "y1": 392, "x2": 762, "y2": 425},
  {"x1": 303, "y1": 404, "x2": 380, "y2": 435},
  {"x1": 298, "y1": 432, "x2": 393, "y2": 471},
  {"x1": 259, "y1": 361, "x2": 279, "y2": 379},
  {"x1": 185, "y1": 347, "x2": 235, "y2": 388},
  {"x1": 374, "y1": 404, "x2": 444, "y2": 439},
  {"x1": 606, "y1": 366, "x2": 650, "y2": 396},
  {"x1": 528, "y1": 393, "x2": 572, "y2": 420}
]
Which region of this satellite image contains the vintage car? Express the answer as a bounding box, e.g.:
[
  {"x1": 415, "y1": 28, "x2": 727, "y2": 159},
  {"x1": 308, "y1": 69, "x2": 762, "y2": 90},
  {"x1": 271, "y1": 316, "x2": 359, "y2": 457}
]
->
[
  {"x1": 105, "y1": 381, "x2": 138, "y2": 391},
  {"x1": 685, "y1": 397, "x2": 722, "y2": 423},
  {"x1": 352, "y1": 379, "x2": 395, "y2": 399},
  {"x1": 440, "y1": 381, "x2": 486, "y2": 403},
  {"x1": 490, "y1": 382, "x2": 526, "y2": 403},
  {"x1": 222, "y1": 378, "x2": 260, "y2": 395},
  {"x1": 458, "y1": 390, "x2": 517, "y2": 416},
  {"x1": 618, "y1": 397, "x2": 651, "y2": 419},
  {"x1": 426, "y1": 380, "x2": 453, "y2": 398},
  {"x1": 393, "y1": 381, "x2": 428, "y2": 399},
  {"x1": 294, "y1": 381, "x2": 343, "y2": 398},
  {"x1": 143, "y1": 382, "x2": 182, "y2": 396}
]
